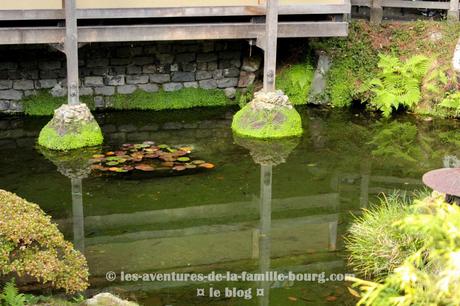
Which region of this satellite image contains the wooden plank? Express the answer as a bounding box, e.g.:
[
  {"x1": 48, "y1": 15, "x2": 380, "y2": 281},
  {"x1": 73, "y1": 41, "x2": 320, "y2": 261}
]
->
[
  {"x1": 0, "y1": 4, "x2": 349, "y2": 20},
  {"x1": 382, "y1": 0, "x2": 450, "y2": 9},
  {"x1": 0, "y1": 22, "x2": 347, "y2": 45},
  {"x1": 351, "y1": 0, "x2": 371, "y2": 6},
  {"x1": 64, "y1": 0, "x2": 80, "y2": 105}
]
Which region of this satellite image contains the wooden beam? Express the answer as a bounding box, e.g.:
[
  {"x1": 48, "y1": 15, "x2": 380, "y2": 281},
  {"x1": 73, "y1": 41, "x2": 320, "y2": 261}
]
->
[
  {"x1": 0, "y1": 22, "x2": 348, "y2": 45},
  {"x1": 0, "y1": 4, "x2": 350, "y2": 21},
  {"x1": 263, "y1": 0, "x2": 279, "y2": 92},
  {"x1": 383, "y1": 0, "x2": 450, "y2": 9},
  {"x1": 64, "y1": 0, "x2": 79, "y2": 105}
]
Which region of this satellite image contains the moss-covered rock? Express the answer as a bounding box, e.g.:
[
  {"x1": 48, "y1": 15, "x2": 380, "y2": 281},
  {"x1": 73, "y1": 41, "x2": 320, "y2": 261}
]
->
[
  {"x1": 0, "y1": 189, "x2": 89, "y2": 293},
  {"x1": 231, "y1": 90, "x2": 303, "y2": 139},
  {"x1": 38, "y1": 104, "x2": 103, "y2": 150}
]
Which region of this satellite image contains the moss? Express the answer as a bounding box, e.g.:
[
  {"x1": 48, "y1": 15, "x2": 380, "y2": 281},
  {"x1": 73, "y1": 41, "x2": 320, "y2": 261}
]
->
[
  {"x1": 38, "y1": 121, "x2": 103, "y2": 151},
  {"x1": 21, "y1": 88, "x2": 234, "y2": 115},
  {"x1": 276, "y1": 62, "x2": 315, "y2": 105},
  {"x1": 22, "y1": 91, "x2": 94, "y2": 116},
  {"x1": 231, "y1": 105, "x2": 303, "y2": 139},
  {"x1": 109, "y1": 88, "x2": 235, "y2": 110}
]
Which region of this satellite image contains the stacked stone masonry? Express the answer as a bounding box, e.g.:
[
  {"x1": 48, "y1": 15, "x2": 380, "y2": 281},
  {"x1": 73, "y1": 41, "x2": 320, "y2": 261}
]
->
[{"x1": 0, "y1": 40, "x2": 262, "y2": 113}]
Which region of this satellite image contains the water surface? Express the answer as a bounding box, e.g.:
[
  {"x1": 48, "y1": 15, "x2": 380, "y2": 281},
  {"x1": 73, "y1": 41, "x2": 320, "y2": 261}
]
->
[{"x1": 1, "y1": 107, "x2": 458, "y2": 305}]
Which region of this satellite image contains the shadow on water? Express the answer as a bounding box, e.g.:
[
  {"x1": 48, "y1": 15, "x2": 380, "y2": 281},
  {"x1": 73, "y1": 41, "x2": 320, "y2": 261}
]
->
[{"x1": 1, "y1": 107, "x2": 460, "y2": 305}]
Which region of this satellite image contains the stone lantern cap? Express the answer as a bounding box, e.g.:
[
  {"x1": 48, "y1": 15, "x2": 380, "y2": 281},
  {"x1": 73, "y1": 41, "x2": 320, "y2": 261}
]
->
[{"x1": 422, "y1": 168, "x2": 460, "y2": 197}]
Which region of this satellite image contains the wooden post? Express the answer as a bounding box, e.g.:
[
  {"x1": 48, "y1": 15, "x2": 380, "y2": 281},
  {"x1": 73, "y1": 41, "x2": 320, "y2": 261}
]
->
[
  {"x1": 263, "y1": 0, "x2": 279, "y2": 92},
  {"x1": 448, "y1": 0, "x2": 459, "y2": 21},
  {"x1": 370, "y1": 0, "x2": 383, "y2": 25},
  {"x1": 64, "y1": 0, "x2": 80, "y2": 105}
]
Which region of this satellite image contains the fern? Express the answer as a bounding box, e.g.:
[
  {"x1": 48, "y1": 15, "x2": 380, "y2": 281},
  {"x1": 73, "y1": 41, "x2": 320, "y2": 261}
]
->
[
  {"x1": 361, "y1": 54, "x2": 430, "y2": 117},
  {"x1": 0, "y1": 280, "x2": 26, "y2": 306},
  {"x1": 440, "y1": 91, "x2": 460, "y2": 110}
]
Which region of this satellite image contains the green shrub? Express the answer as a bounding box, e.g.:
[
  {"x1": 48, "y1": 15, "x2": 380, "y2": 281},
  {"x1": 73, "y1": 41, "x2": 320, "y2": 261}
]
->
[
  {"x1": 109, "y1": 88, "x2": 234, "y2": 110},
  {"x1": 360, "y1": 54, "x2": 430, "y2": 117},
  {"x1": 350, "y1": 195, "x2": 460, "y2": 305},
  {"x1": 346, "y1": 192, "x2": 423, "y2": 280},
  {"x1": 276, "y1": 63, "x2": 314, "y2": 105},
  {"x1": 0, "y1": 190, "x2": 89, "y2": 293}
]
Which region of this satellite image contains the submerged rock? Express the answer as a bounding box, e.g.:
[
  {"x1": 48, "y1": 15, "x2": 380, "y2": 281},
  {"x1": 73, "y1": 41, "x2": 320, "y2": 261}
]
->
[
  {"x1": 83, "y1": 293, "x2": 138, "y2": 306},
  {"x1": 231, "y1": 90, "x2": 302, "y2": 139},
  {"x1": 38, "y1": 103, "x2": 103, "y2": 150}
]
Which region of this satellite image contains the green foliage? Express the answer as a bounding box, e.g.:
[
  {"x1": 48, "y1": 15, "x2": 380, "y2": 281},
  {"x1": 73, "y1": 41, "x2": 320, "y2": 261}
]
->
[
  {"x1": 0, "y1": 190, "x2": 89, "y2": 293},
  {"x1": 361, "y1": 54, "x2": 430, "y2": 117},
  {"x1": 276, "y1": 63, "x2": 315, "y2": 105},
  {"x1": 231, "y1": 105, "x2": 303, "y2": 139},
  {"x1": 311, "y1": 21, "x2": 379, "y2": 108},
  {"x1": 350, "y1": 195, "x2": 460, "y2": 305},
  {"x1": 0, "y1": 280, "x2": 26, "y2": 306},
  {"x1": 345, "y1": 192, "x2": 423, "y2": 280},
  {"x1": 22, "y1": 91, "x2": 94, "y2": 116},
  {"x1": 236, "y1": 84, "x2": 254, "y2": 108},
  {"x1": 439, "y1": 91, "x2": 460, "y2": 115},
  {"x1": 110, "y1": 88, "x2": 234, "y2": 110},
  {"x1": 38, "y1": 121, "x2": 103, "y2": 151}
]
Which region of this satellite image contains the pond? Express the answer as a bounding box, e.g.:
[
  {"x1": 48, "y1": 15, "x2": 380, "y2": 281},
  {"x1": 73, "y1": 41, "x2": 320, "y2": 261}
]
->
[{"x1": 0, "y1": 106, "x2": 459, "y2": 305}]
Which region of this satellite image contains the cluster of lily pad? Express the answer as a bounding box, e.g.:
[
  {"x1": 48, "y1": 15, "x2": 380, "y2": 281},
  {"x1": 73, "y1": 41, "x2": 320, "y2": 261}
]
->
[{"x1": 90, "y1": 141, "x2": 215, "y2": 174}]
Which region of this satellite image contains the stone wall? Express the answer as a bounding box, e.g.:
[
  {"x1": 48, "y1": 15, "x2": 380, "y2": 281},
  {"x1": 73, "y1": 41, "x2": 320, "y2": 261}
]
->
[{"x1": 0, "y1": 40, "x2": 262, "y2": 113}]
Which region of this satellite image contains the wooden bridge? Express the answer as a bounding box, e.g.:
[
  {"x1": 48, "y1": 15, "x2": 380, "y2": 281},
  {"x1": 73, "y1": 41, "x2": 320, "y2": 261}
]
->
[
  {"x1": 0, "y1": 0, "x2": 458, "y2": 104},
  {"x1": 0, "y1": 0, "x2": 351, "y2": 103}
]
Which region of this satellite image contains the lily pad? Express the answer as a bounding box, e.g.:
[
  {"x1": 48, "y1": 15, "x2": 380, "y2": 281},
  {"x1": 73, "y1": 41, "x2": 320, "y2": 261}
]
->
[
  {"x1": 106, "y1": 161, "x2": 120, "y2": 166},
  {"x1": 135, "y1": 164, "x2": 155, "y2": 172},
  {"x1": 106, "y1": 151, "x2": 115, "y2": 156},
  {"x1": 199, "y1": 163, "x2": 215, "y2": 169},
  {"x1": 173, "y1": 165, "x2": 187, "y2": 171},
  {"x1": 177, "y1": 157, "x2": 190, "y2": 162},
  {"x1": 192, "y1": 160, "x2": 206, "y2": 165},
  {"x1": 92, "y1": 154, "x2": 105, "y2": 159}
]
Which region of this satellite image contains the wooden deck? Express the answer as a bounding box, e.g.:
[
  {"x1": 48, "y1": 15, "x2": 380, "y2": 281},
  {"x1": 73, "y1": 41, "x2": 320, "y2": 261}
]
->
[{"x1": 0, "y1": 0, "x2": 350, "y2": 45}]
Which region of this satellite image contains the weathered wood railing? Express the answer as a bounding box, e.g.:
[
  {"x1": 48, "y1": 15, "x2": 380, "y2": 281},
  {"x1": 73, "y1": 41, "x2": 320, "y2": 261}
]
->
[{"x1": 351, "y1": 0, "x2": 458, "y2": 23}]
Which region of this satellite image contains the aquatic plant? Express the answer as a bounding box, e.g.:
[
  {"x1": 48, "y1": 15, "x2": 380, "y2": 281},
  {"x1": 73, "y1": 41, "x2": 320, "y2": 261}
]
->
[
  {"x1": 360, "y1": 54, "x2": 430, "y2": 117},
  {"x1": 349, "y1": 195, "x2": 460, "y2": 305},
  {"x1": 0, "y1": 190, "x2": 89, "y2": 293},
  {"x1": 90, "y1": 141, "x2": 215, "y2": 175},
  {"x1": 345, "y1": 192, "x2": 423, "y2": 280},
  {"x1": 276, "y1": 62, "x2": 315, "y2": 105}
]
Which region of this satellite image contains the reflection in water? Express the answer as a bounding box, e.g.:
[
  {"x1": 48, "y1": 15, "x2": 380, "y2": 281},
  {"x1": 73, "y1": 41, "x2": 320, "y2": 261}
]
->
[
  {"x1": 4, "y1": 109, "x2": 459, "y2": 304},
  {"x1": 71, "y1": 178, "x2": 85, "y2": 252},
  {"x1": 259, "y1": 164, "x2": 272, "y2": 306}
]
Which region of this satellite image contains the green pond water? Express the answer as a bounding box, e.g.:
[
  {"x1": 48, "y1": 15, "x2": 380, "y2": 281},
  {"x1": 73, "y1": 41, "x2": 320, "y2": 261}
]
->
[{"x1": 1, "y1": 106, "x2": 459, "y2": 305}]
